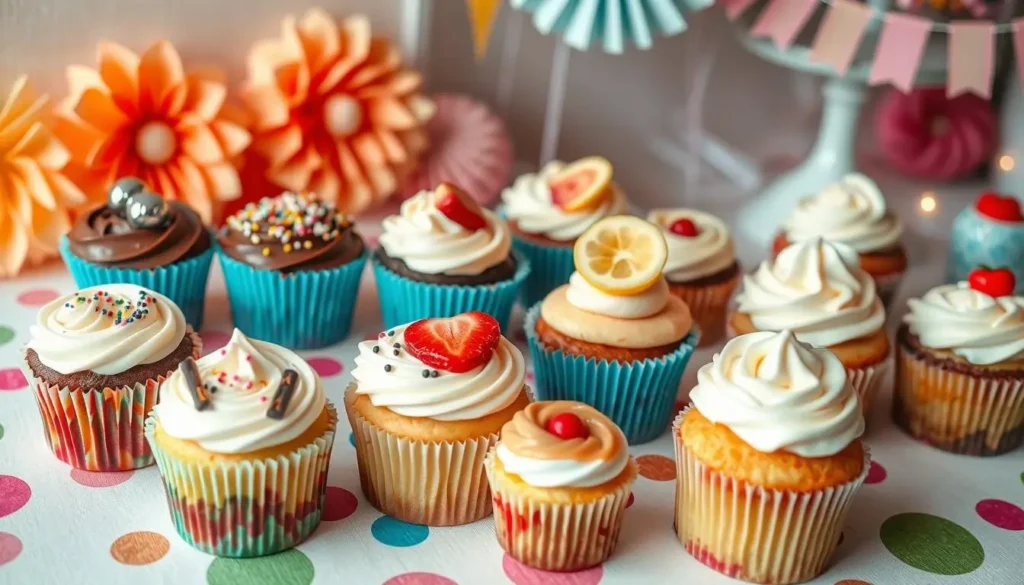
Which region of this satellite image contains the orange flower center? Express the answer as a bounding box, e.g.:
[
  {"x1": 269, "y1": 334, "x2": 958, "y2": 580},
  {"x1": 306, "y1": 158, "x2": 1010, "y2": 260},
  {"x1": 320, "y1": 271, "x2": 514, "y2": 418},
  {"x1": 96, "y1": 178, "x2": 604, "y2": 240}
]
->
[
  {"x1": 136, "y1": 121, "x2": 177, "y2": 165},
  {"x1": 323, "y1": 94, "x2": 362, "y2": 138}
]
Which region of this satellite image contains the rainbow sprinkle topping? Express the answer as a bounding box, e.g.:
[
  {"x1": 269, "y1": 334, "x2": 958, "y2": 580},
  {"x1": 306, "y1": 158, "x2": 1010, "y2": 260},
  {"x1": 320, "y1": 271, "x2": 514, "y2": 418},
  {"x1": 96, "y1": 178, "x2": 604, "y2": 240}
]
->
[
  {"x1": 225, "y1": 192, "x2": 351, "y2": 255},
  {"x1": 62, "y1": 289, "x2": 157, "y2": 327}
]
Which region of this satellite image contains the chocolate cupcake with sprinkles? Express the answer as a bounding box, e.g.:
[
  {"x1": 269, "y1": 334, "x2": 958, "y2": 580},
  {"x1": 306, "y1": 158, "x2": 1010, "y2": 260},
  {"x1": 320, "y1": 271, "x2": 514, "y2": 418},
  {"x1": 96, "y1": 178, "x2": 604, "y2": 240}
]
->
[{"x1": 216, "y1": 192, "x2": 367, "y2": 348}]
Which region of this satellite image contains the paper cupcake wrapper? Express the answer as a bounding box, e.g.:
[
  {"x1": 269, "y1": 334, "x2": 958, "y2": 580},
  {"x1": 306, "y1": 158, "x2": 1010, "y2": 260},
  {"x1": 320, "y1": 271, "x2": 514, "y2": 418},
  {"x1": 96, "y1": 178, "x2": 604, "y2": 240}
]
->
[
  {"x1": 217, "y1": 247, "x2": 368, "y2": 349},
  {"x1": 673, "y1": 409, "x2": 870, "y2": 585},
  {"x1": 509, "y1": 234, "x2": 575, "y2": 309},
  {"x1": 372, "y1": 251, "x2": 530, "y2": 333},
  {"x1": 668, "y1": 273, "x2": 740, "y2": 348},
  {"x1": 345, "y1": 386, "x2": 496, "y2": 526},
  {"x1": 525, "y1": 303, "x2": 699, "y2": 444},
  {"x1": 23, "y1": 329, "x2": 201, "y2": 471},
  {"x1": 144, "y1": 403, "x2": 338, "y2": 557},
  {"x1": 847, "y1": 358, "x2": 890, "y2": 420},
  {"x1": 60, "y1": 236, "x2": 213, "y2": 330},
  {"x1": 484, "y1": 448, "x2": 636, "y2": 572},
  {"x1": 894, "y1": 344, "x2": 1024, "y2": 455}
]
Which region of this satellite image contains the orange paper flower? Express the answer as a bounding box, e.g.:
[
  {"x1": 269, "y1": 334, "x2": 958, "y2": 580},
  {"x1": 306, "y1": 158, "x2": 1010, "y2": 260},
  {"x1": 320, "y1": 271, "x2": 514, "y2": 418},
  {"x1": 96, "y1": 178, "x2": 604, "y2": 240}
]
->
[
  {"x1": 53, "y1": 40, "x2": 251, "y2": 223},
  {"x1": 0, "y1": 76, "x2": 86, "y2": 277},
  {"x1": 241, "y1": 9, "x2": 435, "y2": 214}
]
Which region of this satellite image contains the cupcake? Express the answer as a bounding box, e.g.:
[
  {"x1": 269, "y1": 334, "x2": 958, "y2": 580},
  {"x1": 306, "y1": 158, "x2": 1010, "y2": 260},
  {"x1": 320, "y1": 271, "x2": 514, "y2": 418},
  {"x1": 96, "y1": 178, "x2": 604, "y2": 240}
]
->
[
  {"x1": 527, "y1": 216, "x2": 699, "y2": 444},
  {"x1": 731, "y1": 237, "x2": 890, "y2": 416},
  {"x1": 772, "y1": 173, "x2": 906, "y2": 306},
  {"x1": 647, "y1": 208, "x2": 740, "y2": 346},
  {"x1": 146, "y1": 329, "x2": 337, "y2": 557},
  {"x1": 22, "y1": 284, "x2": 200, "y2": 471},
  {"x1": 216, "y1": 191, "x2": 367, "y2": 349},
  {"x1": 346, "y1": 311, "x2": 531, "y2": 525},
  {"x1": 60, "y1": 177, "x2": 213, "y2": 328},
  {"x1": 894, "y1": 268, "x2": 1024, "y2": 455},
  {"x1": 676, "y1": 330, "x2": 869, "y2": 585},
  {"x1": 947, "y1": 191, "x2": 1024, "y2": 294},
  {"x1": 485, "y1": 400, "x2": 637, "y2": 571},
  {"x1": 502, "y1": 157, "x2": 627, "y2": 307},
  {"x1": 374, "y1": 182, "x2": 529, "y2": 332}
]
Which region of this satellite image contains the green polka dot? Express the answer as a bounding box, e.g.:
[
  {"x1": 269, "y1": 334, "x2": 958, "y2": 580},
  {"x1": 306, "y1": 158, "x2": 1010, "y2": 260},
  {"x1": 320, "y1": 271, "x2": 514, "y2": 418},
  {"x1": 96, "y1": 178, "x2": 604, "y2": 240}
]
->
[
  {"x1": 0, "y1": 327, "x2": 12, "y2": 347},
  {"x1": 207, "y1": 550, "x2": 313, "y2": 585},
  {"x1": 1020, "y1": 471, "x2": 1024, "y2": 486},
  {"x1": 0, "y1": 423, "x2": 4, "y2": 441},
  {"x1": 880, "y1": 513, "x2": 984, "y2": 575}
]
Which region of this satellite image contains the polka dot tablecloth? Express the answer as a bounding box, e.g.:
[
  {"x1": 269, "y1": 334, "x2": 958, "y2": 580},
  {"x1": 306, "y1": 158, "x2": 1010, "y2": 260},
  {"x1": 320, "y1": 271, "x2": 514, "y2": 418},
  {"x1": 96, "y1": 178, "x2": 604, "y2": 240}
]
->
[{"x1": 2, "y1": 262, "x2": 1023, "y2": 585}]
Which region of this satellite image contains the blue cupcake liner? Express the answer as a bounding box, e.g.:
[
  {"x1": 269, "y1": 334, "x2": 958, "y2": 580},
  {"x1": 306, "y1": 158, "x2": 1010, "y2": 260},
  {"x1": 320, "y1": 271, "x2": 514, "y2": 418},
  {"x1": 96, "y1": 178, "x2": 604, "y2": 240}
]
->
[
  {"x1": 510, "y1": 234, "x2": 575, "y2": 308},
  {"x1": 372, "y1": 251, "x2": 530, "y2": 333},
  {"x1": 524, "y1": 302, "x2": 699, "y2": 444},
  {"x1": 59, "y1": 236, "x2": 213, "y2": 329},
  {"x1": 217, "y1": 246, "x2": 368, "y2": 349}
]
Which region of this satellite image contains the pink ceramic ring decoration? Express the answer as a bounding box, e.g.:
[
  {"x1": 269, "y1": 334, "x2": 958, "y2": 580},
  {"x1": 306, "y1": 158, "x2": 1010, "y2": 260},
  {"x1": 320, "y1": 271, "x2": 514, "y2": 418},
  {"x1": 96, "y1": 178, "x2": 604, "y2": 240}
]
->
[
  {"x1": 396, "y1": 94, "x2": 513, "y2": 206},
  {"x1": 874, "y1": 86, "x2": 995, "y2": 182}
]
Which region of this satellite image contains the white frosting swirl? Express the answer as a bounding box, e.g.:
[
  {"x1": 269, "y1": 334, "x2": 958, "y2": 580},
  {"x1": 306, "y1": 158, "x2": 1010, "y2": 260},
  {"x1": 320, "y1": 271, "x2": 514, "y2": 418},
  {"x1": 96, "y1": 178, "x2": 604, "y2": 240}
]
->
[
  {"x1": 495, "y1": 443, "x2": 629, "y2": 488},
  {"x1": 351, "y1": 324, "x2": 526, "y2": 421},
  {"x1": 647, "y1": 208, "x2": 736, "y2": 281},
  {"x1": 690, "y1": 330, "x2": 864, "y2": 457},
  {"x1": 501, "y1": 161, "x2": 626, "y2": 241},
  {"x1": 154, "y1": 329, "x2": 326, "y2": 454},
  {"x1": 906, "y1": 282, "x2": 1024, "y2": 365},
  {"x1": 783, "y1": 173, "x2": 903, "y2": 253},
  {"x1": 737, "y1": 238, "x2": 885, "y2": 347},
  {"x1": 565, "y1": 272, "x2": 669, "y2": 319},
  {"x1": 26, "y1": 284, "x2": 186, "y2": 376},
  {"x1": 379, "y1": 188, "x2": 512, "y2": 275}
]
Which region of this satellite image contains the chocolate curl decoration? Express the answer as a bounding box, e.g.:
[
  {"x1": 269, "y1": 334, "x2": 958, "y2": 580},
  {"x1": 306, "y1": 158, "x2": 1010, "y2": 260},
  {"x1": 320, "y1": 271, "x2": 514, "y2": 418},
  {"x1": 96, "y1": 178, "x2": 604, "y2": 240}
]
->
[
  {"x1": 180, "y1": 358, "x2": 210, "y2": 411},
  {"x1": 267, "y1": 369, "x2": 299, "y2": 420}
]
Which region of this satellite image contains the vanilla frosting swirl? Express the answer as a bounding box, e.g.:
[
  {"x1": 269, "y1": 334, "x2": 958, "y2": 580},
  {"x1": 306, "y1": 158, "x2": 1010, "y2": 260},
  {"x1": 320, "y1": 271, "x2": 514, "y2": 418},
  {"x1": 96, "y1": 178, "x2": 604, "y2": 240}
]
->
[
  {"x1": 26, "y1": 284, "x2": 186, "y2": 375},
  {"x1": 690, "y1": 330, "x2": 864, "y2": 457},
  {"x1": 566, "y1": 272, "x2": 669, "y2": 319},
  {"x1": 351, "y1": 324, "x2": 526, "y2": 421},
  {"x1": 783, "y1": 173, "x2": 903, "y2": 253},
  {"x1": 497, "y1": 401, "x2": 629, "y2": 488},
  {"x1": 737, "y1": 238, "x2": 885, "y2": 347},
  {"x1": 154, "y1": 329, "x2": 325, "y2": 454},
  {"x1": 648, "y1": 208, "x2": 736, "y2": 281},
  {"x1": 906, "y1": 282, "x2": 1024, "y2": 365},
  {"x1": 502, "y1": 161, "x2": 627, "y2": 241},
  {"x1": 379, "y1": 188, "x2": 512, "y2": 275}
]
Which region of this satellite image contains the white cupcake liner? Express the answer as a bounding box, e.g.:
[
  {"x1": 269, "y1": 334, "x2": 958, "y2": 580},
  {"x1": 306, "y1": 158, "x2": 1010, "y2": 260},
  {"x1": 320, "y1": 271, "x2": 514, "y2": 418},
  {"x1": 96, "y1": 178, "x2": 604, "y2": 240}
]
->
[
  {"x1": 672, "y1": 409, "x2": 870, "y2": 585},
  {"x1": 484, "y1": 448, "x2": 636, "y2": 572},
  {"x1": 847, "y1": 358, "x2": 890, "y2": 419}
]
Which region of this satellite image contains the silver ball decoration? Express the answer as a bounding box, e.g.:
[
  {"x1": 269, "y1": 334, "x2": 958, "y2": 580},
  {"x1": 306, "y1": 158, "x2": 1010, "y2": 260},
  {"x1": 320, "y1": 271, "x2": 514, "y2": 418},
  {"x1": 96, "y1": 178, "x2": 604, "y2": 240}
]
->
[
  {"x1": 126, "y1": 191, "x2": 170, "y2": 229},
  {"x1": 108, "y1": 177, "x2": 145, "y2": 212}
]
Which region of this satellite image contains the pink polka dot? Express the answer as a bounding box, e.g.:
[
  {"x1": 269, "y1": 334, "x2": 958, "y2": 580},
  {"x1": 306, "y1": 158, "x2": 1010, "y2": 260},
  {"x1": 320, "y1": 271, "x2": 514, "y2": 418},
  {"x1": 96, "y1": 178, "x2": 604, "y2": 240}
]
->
[
  {"x1": 0, "y1": 532, "x2": 22, "y2": 566},
  {"x1": 502, "y1": 553, "x2": 603, "y2": 585},
  {"x1": 70, "y1": 469, "x2": 134, "y2": 488},
  {"x1": 865, "y1": 461, "x2": 887, "y2": 485},
  {"x1": 525, "y1": 370, "x2": 535, "y2": 383},
  {"x1": 199, "y1": 330, "x2": 232, "y2": 355},
  {"x1": 323, "y1": 486, "x2": 358, "y2": 521},
  {"x1": 383, "y1": 573, "x2": 457, "y2": 585},
  {"x1": 976, "y1": 499, "x2": 1024, "y2": 531},
  {"x1": 16, "y1": 288, "x2": 59, "y2": 306},
  {"x1": 626, "y1": 492, "x2": 635, "y2": 509},
  {"x1": 308, "y1": 357, "x2": 343, "y2": 377},
  {"x1": 0, "y1": 369, "x2": 27, "y2": 391},
  {"x1": 0, "y1": 476, "x2": 31, "y2": 518}
]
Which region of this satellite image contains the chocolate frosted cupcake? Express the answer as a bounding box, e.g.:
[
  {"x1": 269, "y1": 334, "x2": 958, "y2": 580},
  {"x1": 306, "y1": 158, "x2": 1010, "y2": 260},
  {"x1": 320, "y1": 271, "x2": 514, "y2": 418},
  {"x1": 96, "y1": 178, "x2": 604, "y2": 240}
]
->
[
  {"x1": 60, "y1": 177, "x2": 213, "y2": 328},
  {"x1": 21, "y1": 284, "x2": 200, "y2": 471},
  {"x1": 216, "y1": 192, "x2": 367, "y2": 349}
]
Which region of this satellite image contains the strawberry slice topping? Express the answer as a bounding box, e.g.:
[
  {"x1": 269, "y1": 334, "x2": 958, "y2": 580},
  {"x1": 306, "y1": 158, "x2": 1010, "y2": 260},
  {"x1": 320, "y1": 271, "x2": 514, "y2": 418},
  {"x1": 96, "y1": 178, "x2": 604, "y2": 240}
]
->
[
  {"x1": 404, "y1": 311, "x2": 501, "y2": 373},
  {"x1": 435, "y1": 183, "x2": 487, "y2": 231}
]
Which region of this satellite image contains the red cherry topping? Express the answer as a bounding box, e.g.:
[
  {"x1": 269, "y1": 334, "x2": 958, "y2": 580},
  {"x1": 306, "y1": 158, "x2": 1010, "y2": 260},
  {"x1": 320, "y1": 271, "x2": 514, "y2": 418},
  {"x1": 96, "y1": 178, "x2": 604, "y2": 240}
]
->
[
  {"x1": 975, "y1": 191, "x2": 1024, "y2": 223},
  {"x1": 669, "y1": 218, "x2": 700, "y2": 237},
  {"x1": 435, "y1": 183, "x2": 487, "y2": 231},
  {"x1": 545, "y1": 412, "x2": 589, "y2": 440},
  {"x1": 968, "y1": 267, "x2": 1016, "y2": 298},
  {"x1": 404, "y1": 311, "x2": 500, "y2": 373}
]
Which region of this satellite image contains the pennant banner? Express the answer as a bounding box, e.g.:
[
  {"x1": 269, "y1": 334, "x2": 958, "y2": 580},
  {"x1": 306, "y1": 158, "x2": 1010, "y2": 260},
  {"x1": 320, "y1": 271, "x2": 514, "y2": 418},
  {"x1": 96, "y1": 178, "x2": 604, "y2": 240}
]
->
[
  {"x1": 749, "y1": 0, "x2": 819, "y2": 49},
  {"x1": 466, "y1": 0, "x2": 503, "y2": 60},
  {"x1": 948, "y1": 23, "x2": 994, "y2": 98},
  {"x1": 869, "y1": 14, "x2": 932, "y2": 91},
  {"x1": 809, "y1": 0, "x2": 872, "y2": 75},
  {"x1": 722, "y1": 0, "x2": 759, "y2": 20}
]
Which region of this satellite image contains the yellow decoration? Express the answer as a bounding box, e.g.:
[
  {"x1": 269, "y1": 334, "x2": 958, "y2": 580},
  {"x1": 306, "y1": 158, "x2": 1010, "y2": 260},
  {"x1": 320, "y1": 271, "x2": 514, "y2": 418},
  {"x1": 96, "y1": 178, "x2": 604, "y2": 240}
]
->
[{"x1": 466, "y1": 0, "x2": 503, "y2": 60}]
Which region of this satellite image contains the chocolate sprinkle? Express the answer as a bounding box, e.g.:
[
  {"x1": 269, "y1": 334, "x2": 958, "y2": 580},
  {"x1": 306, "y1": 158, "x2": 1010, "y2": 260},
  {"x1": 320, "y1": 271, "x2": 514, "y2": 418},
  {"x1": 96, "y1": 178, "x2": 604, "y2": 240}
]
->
[
  {"x1": 267, "y1": 369, "x2": 299, "y2": 420},
  {"x1": 393, "y1": 349, "x2": 400, "y2": 356},
  {"x1": 422, "y1": 369, "x2": 430, "y2": 378},
  {"x1": 431, "y1": 370, "x2": 439, "y2": 378},
  {"x1": 180, "y1": 358, "x2": 210, "y2": 411},
  {"x1": 372, "y1": 346, "x2": 380, "y2": 353},
  {"x1": 384, "y1": 364, "x2": 392, "y2": 372}
]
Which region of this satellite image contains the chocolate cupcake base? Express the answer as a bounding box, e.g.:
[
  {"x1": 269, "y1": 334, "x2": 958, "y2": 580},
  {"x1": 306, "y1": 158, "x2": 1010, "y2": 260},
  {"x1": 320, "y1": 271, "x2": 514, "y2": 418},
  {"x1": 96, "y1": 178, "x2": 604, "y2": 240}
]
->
[{"x1": 374, "y1": 248, "x2": 519, "y2": 286}]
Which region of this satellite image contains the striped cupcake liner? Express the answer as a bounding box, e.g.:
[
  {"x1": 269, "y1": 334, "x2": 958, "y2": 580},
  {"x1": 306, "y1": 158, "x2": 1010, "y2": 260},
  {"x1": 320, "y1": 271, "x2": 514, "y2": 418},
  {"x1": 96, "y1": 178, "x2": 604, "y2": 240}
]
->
[
  {"x1": 673, "y1": 409, "x2": 870, "y2": 585},
  {"x1": 667, "y1": 272, "x2": 740, "y2": 348},
  {"x1": 525, "y1": 303, "x2": 699, "y2": 444},
  {"x1": 509, "y1": 234, "x2": 575, "y2": 309},
  {"x1": 144, "y1": 403, "x2": 338, "y2": 557},
  {"x1": 484, "y1": 447, "x2": 636, "y2": 572}
]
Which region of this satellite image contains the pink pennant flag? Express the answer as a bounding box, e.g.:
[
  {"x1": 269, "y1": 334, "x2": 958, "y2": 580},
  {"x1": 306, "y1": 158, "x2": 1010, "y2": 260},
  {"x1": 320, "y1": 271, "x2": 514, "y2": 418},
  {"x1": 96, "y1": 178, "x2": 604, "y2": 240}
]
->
[
  {"x1": 808, "y1": 0, "x2": 872, "y2": 75},
  {"x1": 1012, "y1": 19, "x2": 1024, "y2": 93},
  {"x1": 948, "y1": 22, "x2": 994, "y2": 98},
  {"x1": 869, "y1": 14, "x2": 932, "y2": 91},
  {"x1": 749, "y1": 0, "x2": 819, "y2": 49},
  {"x1": 721, "y1": 0, "x2": 759, "y2": 20}
]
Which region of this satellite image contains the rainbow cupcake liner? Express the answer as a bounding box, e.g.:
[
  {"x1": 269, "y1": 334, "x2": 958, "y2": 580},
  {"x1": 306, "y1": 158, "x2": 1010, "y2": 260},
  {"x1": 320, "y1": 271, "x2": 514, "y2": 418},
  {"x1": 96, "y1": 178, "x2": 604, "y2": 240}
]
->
[
  {"x1": 59, "y1": 236, "x2": 213, "y2": 329},
  {"x1": 217, "y1": 247, "x2": 368, "y2": 349},
  {"x1": 372, "y1": 251, "x2": 530, "y2": 333},
  {"x1": 144, "y1": 403, "x2": 338, "y2": 557},
  {"x1": 510, "y1": 234, "x2": 575, "y2": 308},
  {"x1": 524, "y1": 304, "x2": 699, "y2": 444}
]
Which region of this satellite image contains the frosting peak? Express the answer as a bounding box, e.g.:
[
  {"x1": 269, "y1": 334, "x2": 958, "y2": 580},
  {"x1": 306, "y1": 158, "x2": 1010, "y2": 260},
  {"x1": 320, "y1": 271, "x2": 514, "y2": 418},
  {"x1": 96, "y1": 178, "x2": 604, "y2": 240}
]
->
[
  {"x1": 783, "y1": 173, "x2": 903, "y2": 253},
  {"x1": 737, "y1": 238, "x2": 885, "y2": 347},
  {"x1": 689, "y1": 330, "x2": 864, "y2": 457},
  {"x1": 647, "y1": 208, "x2": 735, "y2": 282}
]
